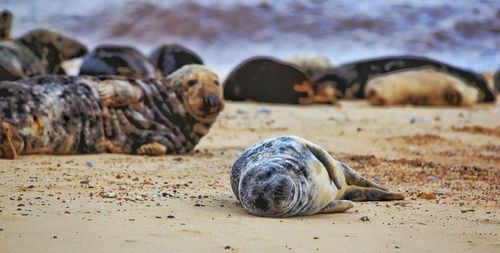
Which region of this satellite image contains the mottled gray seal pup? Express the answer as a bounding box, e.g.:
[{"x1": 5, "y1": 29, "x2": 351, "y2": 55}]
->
[
  {"x1": 230, "y1": 136, "x2": 404, "y2": 217},
  {"x1": 0, "y1": 65, "x2": 224, "y2": 159}
]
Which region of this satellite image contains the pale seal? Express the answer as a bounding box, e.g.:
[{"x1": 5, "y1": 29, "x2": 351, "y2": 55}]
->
[
  {"x1": 365, "y1": 68, "x2": 480, "y2": 106},
  {"x1": 230, "y1": 136, "x2": 404, "y2": 217}
]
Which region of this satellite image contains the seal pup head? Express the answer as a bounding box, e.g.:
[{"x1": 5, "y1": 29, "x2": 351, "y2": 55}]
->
[
  {"x1": 16, "y1": 28, "x2": 88, "y2": 73},
  {"x1": 238, "y1": 160, "x2": 299, "y2": 217},
  {"x1": 0, "y1": 10, "x2": 13, "y2": 40},
  {"x1": 166, "y1": 64, "x2": 224, "y2": 123}
]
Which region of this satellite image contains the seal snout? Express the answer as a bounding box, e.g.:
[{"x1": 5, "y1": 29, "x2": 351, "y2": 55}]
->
[{"x1": 203, "y1": 92, "x2": 222, "y2": 113}]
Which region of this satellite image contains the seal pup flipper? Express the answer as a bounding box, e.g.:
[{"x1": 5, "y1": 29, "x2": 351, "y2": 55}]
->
[
  {"x1": 96, "y1": 79, "x2": 143, "y2": 107},
  {"x1": 137, "y1": 142, "x2": 167, "y2": 156},
  {"x1": 301, "y1": 138, "x2": 344, "y2": 190},
  {"x1": 343, "y1": 185, "x2": 404, "y2": 201},
  {"x1": 319, "y1": 200, "x2": 354, "y2": 213},
  {"x1": 339, "y1": 162, "x2": 389, "y2": 191}
]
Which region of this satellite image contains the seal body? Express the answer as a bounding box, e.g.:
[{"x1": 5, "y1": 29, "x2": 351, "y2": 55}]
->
[
  {"x1": 149, "y1": 44, "x2": 203, "y2": 76},
  {"x1": 0, "y1": 65, "x2": 224, "y2": 159},
  {"x1": 313, "y1": 55, "x2": 495, "y2": 102},
  {"x1": 365, "y1": 69, "x2": 480, "y2": 106},
  {"x1": 0, "y1": 28, "x2": 87, "y2": 80},
  {"x1": 79, "y1": 45, "x2": 160, "y2": 79},
  {"x1": 223, "y1": 57, "x2": 335, "y2": 104},
  {"x1": 494, "y1": 70, "x2": 500, "y2": 92},
  {"x1": 0, "y1": 10, "x2": 13, "y2": 40},
  {"x1": 230, "y1": 136, "x2": 404, "y2": 217}
]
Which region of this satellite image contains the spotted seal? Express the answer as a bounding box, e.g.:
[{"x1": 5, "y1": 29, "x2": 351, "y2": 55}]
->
[
  {"x1": 230, "y1": 136, "x2": 404, "y2": 217},
  {"x1": 149, "y1": 44, "x2": 203, "y2": 76},
  {"x1": 365, "y1": 68, "x2": 480, "y2": 106},
  {"x1": 0, "y1": 65, "x2": 224, "y2": 159},
  {"x1": 0, "y1": 10, "x2": 13, "y2": 40},
  {"x1": 0, "y1": 28, "x2": 87, "y2": 80},
  {"x1": 313, "y1": 55, "x2": 495, "y2": 102},
  {"x1": 223, "y1": 56, "x2": 336, "y2": 104},
  {"x1": 79, "y1": 45, "x2": 161, "y2": 79}
]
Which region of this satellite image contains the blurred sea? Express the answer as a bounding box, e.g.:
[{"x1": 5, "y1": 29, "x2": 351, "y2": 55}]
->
[{"x1": 3, "y1": 0, "x2": 499, "y2": 77}]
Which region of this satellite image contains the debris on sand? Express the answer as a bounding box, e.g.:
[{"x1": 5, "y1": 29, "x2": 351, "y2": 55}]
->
[
  {"x1": 86, "y1": 161, "x2": 94, "y2": 168},
  {"x1": 359, "y1": 216, "x2": 370, "y2": 222},
  {"x1": 418, "y1": 192, "x2": 436, "y2": 200},
  {"x1": 103, "y1": 191, "x2": 117, "y2": 198}
]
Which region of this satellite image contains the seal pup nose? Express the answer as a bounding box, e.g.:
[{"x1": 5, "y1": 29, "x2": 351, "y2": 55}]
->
[{"x1": 204, "y1": 93, "x2": 220, "y2": 109}]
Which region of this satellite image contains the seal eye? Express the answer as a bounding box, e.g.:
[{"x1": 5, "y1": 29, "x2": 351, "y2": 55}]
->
[
  {"x1": 213, "y1": 80, "x2": 220, "y2": 86},
  {"x1": 57, "y1": 36, "x2": 63, "y2": 42},
  {"x1": 187, "y1": 79, "x2": 198, "y2": 86}
]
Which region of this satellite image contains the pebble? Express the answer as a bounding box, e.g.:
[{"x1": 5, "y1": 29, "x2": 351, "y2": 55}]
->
[
  {"x1": 86, "y1": 161, "x2": 94, "y2": 168},
  {"x1": 167, "y1": 215, "x2": 175, "y2": 218},
  {"x1": 256, "y1": 108, "x2": 272, "y2": 114},
  {"x1": 426, "y1": 175, "x2": 438, "y2": 181},
  {"x1": 359, "y1": 216, "x2": 370, "y2": 221},
  {"x1": 103, "y1": 191, "x2": 117, "y2": 198},
  {"x1": 80, "y1": 179, "x2": 89, "y2": 184}
]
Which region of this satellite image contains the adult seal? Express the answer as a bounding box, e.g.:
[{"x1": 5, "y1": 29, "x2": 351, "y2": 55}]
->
[
  {"x1": 230, "y1": 136, "x2": 404, "y2": 217},
  {"x1": 223, "y1": 56, "x2": 336, "y2": 104},
  {"x1": 0, "y1": 65, "x2": 224, "y2": 159},
  {"x1": 79, "y1": 45, "x2": 161, "y2": 79},
  {"x1": 149, "y1": 44, "x2": 204, "y2": 76},
  {"x1": 313, "y1": 55, "x2": 495, "y2": 102}
]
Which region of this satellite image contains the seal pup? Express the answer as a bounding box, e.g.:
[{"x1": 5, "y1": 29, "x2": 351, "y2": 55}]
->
[
  {"x1": 149, "y1": 44, "x2": 203, "y2": 76},
  {"x1": 0, "y1": 10, "x2": 13, "y2": 40},
  {"x1": 313, "y1": 55, "x2": 495, "y2": 102},
  {"x1": 0, "y1": 65, "x2": 224, "y2": 159},
  {"x1": 365, "y1": 69, "x2": 480, "y2": 106},
  {"x1": 223, "y1": 56, "x2": 336, "y2": 104},
  {"x1": 0, "y1": 40, "x2": 46, "y2": 80},
  {"x1": 230, "y1": 136, "x2": 404, "y2": 217},
  {"x1": 79, "y1": 45, "x2": 161, "y2": 79},
  {"x1": 494, "y1": 70, "x2": 500, "y2": 92}
]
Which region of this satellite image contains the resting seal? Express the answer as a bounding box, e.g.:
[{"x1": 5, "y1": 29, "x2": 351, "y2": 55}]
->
[
  {"x1": 313, "y1": 55, "x2": 495, "y2": 102},
  {"x1": 494, "y1": 70, "x2": 500, "y2": 92},
  {"x1": 365, "y1": 69, "x2": 480, "y2": 106},
  {"x1": 223, "y1": 56, "x2": 335, "y2": 104},
  {"x1": 0, "y1": 65, "x2": 224, "y2": 159},
  {"x1": 79, "y1": 45, "x2": 161, "y2": 79},
  {"x1": 230, "y1": 136, "x2": 404, "y2": 217},
  {"x1": 0, "y1": 28, "x2": 87, "y2": 80},
  {"x1": 286, "y1": 53, "x2": 332, "y2": 78},
  {"x1": 0, "y1": 10, "x2": 13, "y2": 40},
  {"x1": 149, "y1": 44, "x2": 203, "y2": 76}
]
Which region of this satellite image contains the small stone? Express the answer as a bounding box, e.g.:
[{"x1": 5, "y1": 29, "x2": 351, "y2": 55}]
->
[
  {"x1": 257, "y1": 108, "x2": 271, "y2": 114},
  {"x1": 417, "y1": 192, "x2": 436, "y2": 200},
  {"x1": 167, "y1": 215, "x2": 175, "y2": 218},
  {"x1": 52, "y1": 236, "x2": 58, "y2": 239},
  {"x1": 86, "y1": 161, "x2": 94, "y2": 168},
  {"x1": 374, "y1": 176, "x2": 382, "y2": 182},
  {"x1": 313, "y1": 236, "x2": 319, "y2": 239},
  {"x1": 103, "y1": 191, "x2": 117, "y2": 198},
  {"x1": 426, "y1": 175, "x2": 438, "y2": 181},
  {"x1": 224, "y1": 246, "x2": 231, "y2": 250},
  {"x1": 129, "y1": 218, "x2": 135, "y2": 221},
  {"x1": 155, "y1": 216, "x2": 162, "y2": 219},
  {"x1": 0, "y1": 228, "x2": 3, "y2": 231},
  {"x1": 359, "y1": 216, "x2": 370, "y2": 222},
  {"x1": 80, "y1": 179, "x2": 89, "y2": 184}
]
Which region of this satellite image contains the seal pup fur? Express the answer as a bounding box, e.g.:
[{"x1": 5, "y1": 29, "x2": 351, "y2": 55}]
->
[
  {"x1": 80, "y1": 45, "x2": 161, "y2": 79},
  {"x1": 313, "y1": 55, "x2": 495, "y2": 102},
  {"x1": 223, "y1": 56, "x2": 336, "y2": 105},
  {"x1": 365, "y1": 69, "x2": 480, "y2": 106},
  {"x1": 286, "y1": 53, "x2": 332, "y2": 78},
  {"x1": 0, "y1": 65, "x2": 224, "y2": 159},
  {"x1": 230, "y1": 136, "x2": 404, "y2": 217},
  {"x1": 149, "y1": 44, "x2": 203, "y2": 76}
]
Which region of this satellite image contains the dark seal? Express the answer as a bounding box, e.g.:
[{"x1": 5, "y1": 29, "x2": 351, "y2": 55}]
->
[
  {"x1": 223, "y1": 56, "x2": 335, "y2": 104},
  {"x1": 149, "y1": 44, "x2": 203, "y2": 76},
  {"x1": 79, "y1": 45, "x2": 160, "y2": 79}
]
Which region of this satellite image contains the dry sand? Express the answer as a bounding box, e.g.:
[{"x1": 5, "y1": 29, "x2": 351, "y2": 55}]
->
[{"x1": 0, "y1": 100, "x2": 499, "y2": 253}]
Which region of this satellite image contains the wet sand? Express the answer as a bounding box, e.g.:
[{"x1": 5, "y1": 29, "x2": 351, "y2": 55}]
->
[{"x1": 0, "y1": 100, "x2": 499, "y2": 252}]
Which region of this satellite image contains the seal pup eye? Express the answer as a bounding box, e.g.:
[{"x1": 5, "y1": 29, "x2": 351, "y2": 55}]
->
[
  {"x1": 187, "y1": 79, "x2": 198, "y2": 86},
  {"x1": 213, "y1": 80, "x2": 220, "y2": 86}
]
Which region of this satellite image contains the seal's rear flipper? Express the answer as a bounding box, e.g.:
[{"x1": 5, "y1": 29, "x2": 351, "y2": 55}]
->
[
  {"x1": 343, "y1": 185, "x2": 405, "y2": 201},
  {"x1": 339, "y1": 162, "x2": 389, "y2": 191},
  {"x1": 0, "y1": 120, "x2": 21, "y2": 159},
  {"x1": 319, "y1": 200, "x2": 354, "y2": 213}
]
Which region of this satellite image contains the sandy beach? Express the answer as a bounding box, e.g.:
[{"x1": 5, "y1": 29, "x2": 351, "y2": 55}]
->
[{"x1": 0, "y1": 100, "x2": 498, "y2": 252}]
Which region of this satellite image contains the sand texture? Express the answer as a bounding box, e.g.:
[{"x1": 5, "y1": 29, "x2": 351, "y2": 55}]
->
[{"x1": 0, "y1": 100, "x2": 499, "y2": 252}]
